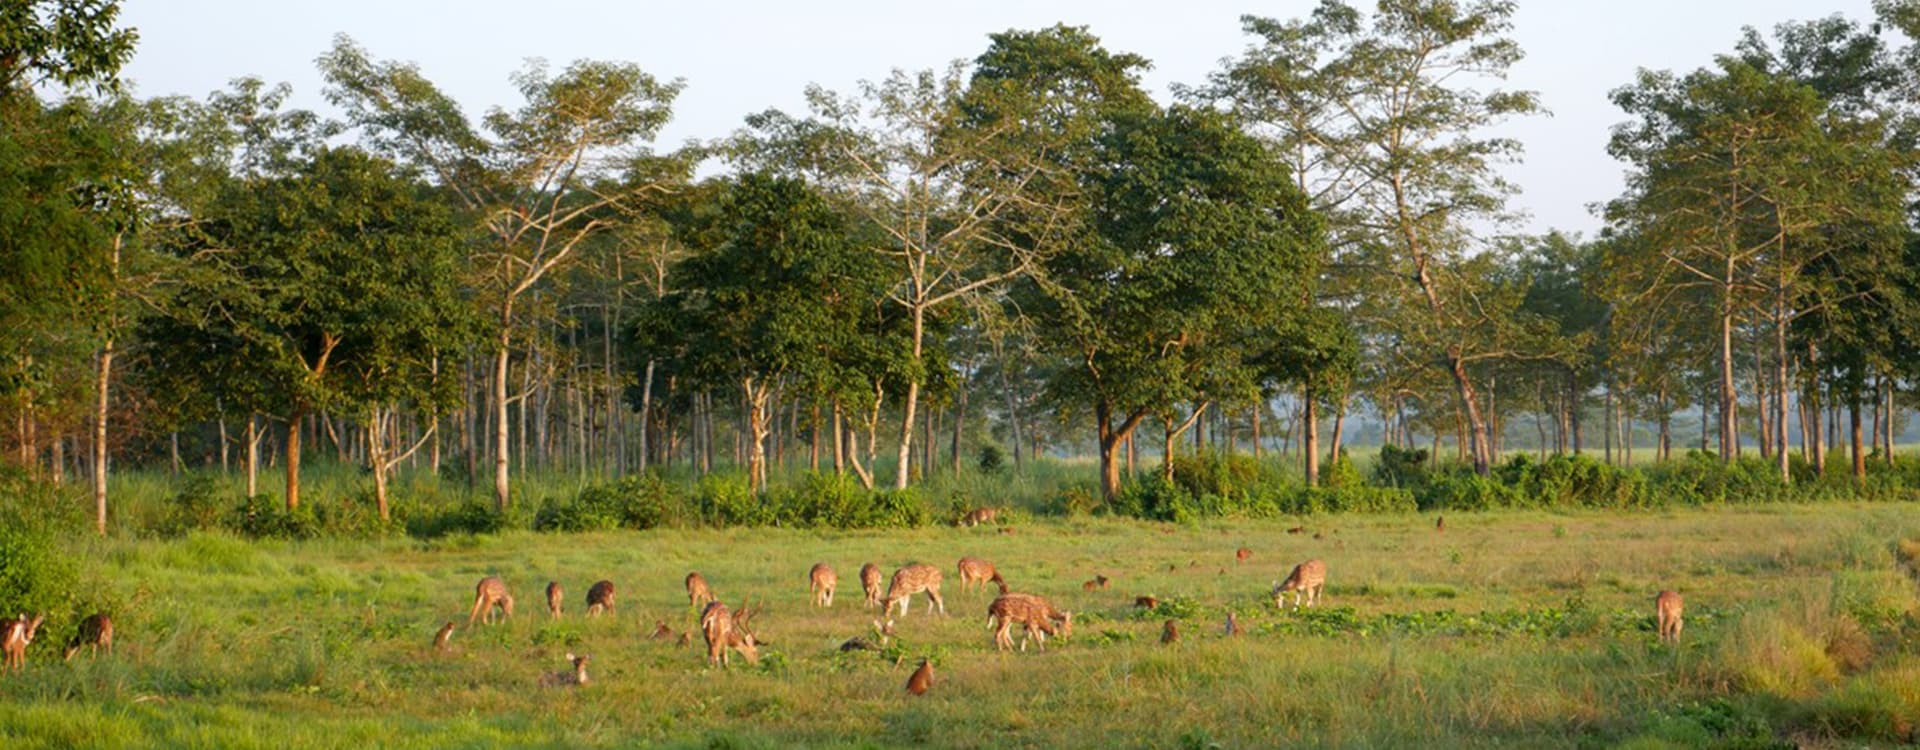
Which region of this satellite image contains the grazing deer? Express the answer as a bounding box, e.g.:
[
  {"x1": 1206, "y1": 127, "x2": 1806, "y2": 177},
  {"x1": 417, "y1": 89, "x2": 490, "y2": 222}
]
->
[
  {"x1": 1655, "y1": 590, "x2": 1684, "y2": 643},
  {"x1": 875, "y1": 618, "x2": 896, "y2": 643},
  {"x1": 860, "y1": 563, "x2": 884, "y2": 608},
  {"x1": 540, "y1": 652, "x2": 590, "y2": 687},
  {"x1": 2, "y1": 614, "x2": 43, "y2": 672},
  {"x1": 1161, "y1": 619, "x2": 1180, "y2": 645},
  {"x1": 432, "y1": 621, "x2": 455, "y2": 652},
  {"x1": 686, "y1": 572, "x2": 715, "y2": 610},
  {"x1": 1272, "y1": 559, "x2": 1328, "y2": 609},
  {"x1": 586, "y1": 580, "x2": 616, "y2": 617},
  {"x1": 956, "y1": 557, "x2": 1004, "y2": 595},
  {"x1": 1082, "y1": 574, "x2": 1110, "y2": 591},
  {"x1": 64, "y1": 613, "x2": 113, "y2": 661},
  {"x1": 699, "y1": 600, "x2": 761, "y2": 667},
  {"x1": 986, "y1": 593, "x2": 1071, "y2": 651},
  {"x1": 1236, "y1": 547, "x2": 1253, "y2": 564},
  {"x1": 882, "y1": 563, "x2": 946, "y2": 617},
  {"x1": 1134, "y1": 595, "x2": 1159, "y2": 610},
  {"x1": 906, "y1": 657, "x2": 933, "y2": 695},
  {"x1": 1436, "y1": 515, "x2": 1446, "y2": 533},
  {"x1": 469, "y1": 576, "x2": 515, "y2": 626},
  {"x1": 546, "y1": 581, "x2": 564, "y2": 618},
  {"x1": 960, "y1": 507, "x2": 1000, "y2": 527},
  {"x1": 809, "y1": 563, "x2": 837, "y2": 608}
]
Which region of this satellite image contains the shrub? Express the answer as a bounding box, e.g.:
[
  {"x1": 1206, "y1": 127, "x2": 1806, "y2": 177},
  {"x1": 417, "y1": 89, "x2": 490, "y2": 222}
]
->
[
  {"x1": 156, "y1": 472, "x2": 231, "y2": 537},
  {"x1": 1170, "y1": 452, "x2": 1261, "y2": 499},
  {"x1": 224, "y1": 495, "x2": 321, "y2": 540},
  {"x1": 535, "y1": 473, "x2": 687, "y2": 532},
  {"x1": 696, "y1": 474, "x2": 769, "y2": 527},
  {"x1": 976, "y1": 443, "x2": 1006, "y2": 475},
  {"x1": 0, "y1": 522, "x2": 77, "y2": 619},
  {"x1": 407, "y1": 501, "x2": 511, "y2": 537},
  {"x1": 1373, "y1": 444, "x2": 1431, "y2": 488}
]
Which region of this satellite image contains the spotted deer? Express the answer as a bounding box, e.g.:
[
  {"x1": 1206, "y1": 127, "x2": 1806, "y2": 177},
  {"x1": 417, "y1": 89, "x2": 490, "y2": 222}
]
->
[
  {"x1": 64, "y1": 613, "x2": 113, "y2": 661},
  {"x1": 540, "y1": 652, "x2": 589, "y2": 687},
  {"x1": 699, "y1": 600, "x2": 762, "y2": 666},
  {"x1": 686, "y1": 572, "x2": 715, "y2": 610},
  {"x1": 1655, "y1": 590, "x2": 1684, "y2": 643},
  {"x1": 960, "y1": 507, "x2": 1000, "y2": 527},
  {"x1": 809, "y1": 563, "x2": 837, "y2": 607},
  {"x1": 2, "y1": 614, "x2": 43, "y2": 672},
  {"x1": 859, "y1": 562, "x2": 884, "y2": 608},
  {"x1": 544, "y1": 581, "x2": 564, "y2": 618},
  {"x1": 1272, "y1": 559, "x2": 1328, "y2": 609},
  {"x1": 586, "y1": 580, "x2": 615, "y2": 617},
  {"x1": 956, "y1": 557, "x2": 1004, "y2": 595},
  {"x1": 469, "y1": 576, "x2": 514, "y2": 626},
  {"x1": 882, "y1": 563, "x2": 946, "y2": 617},
  {"x1": 986, "y1": 593, "x2": 1071, "y2": 651}
]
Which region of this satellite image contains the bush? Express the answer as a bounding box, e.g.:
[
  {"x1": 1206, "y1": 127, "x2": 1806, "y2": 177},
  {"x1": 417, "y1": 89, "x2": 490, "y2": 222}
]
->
[
  {"x1": 1373, "y1": 444, "x2": 1431, "y2": 488},
  {"x1": 156, "y1": 473, "x2": 231, "y2": 537},
  {"x1": 407, "y1": 501, "x2": 511, "y2": 537},
  {"x1": 696, "y1": 474, "x2": 771, "y2": 527},
  {"x1": 534, "y1": 473, "x2": 687, "y2": 533},
  {"x1": 977, "y1": 443, "x2": 1006, "y2": 475},
  {"x1": 0, "y1": 522, "x2": 77, "y2": 620},
  {"x1": 224, "y1": 495, "x2": 321, "y2": 540},
  {"x1": 1170, "y1": 452, "x2": 1261, "y2": 499}
]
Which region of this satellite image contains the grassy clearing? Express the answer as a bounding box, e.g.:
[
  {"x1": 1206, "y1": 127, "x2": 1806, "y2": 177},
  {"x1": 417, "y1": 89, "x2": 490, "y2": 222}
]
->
[{"x1": 2, "y1": 503, "x2": 1919, "y2": 748}]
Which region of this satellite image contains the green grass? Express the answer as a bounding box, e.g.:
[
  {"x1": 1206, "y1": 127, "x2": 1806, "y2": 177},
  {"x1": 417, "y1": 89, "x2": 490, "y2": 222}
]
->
[{"x1": 3, "y1": 502, "x2": 1920, "y2": 747}]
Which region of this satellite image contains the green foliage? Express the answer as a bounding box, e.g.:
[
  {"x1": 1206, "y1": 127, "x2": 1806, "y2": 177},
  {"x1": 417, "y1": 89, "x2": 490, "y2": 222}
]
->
[
  {"x1": 0, "y1": 523, "x2": 75, "y2": 620},
  {"x1": 1372, "y1": 444, "x2": 1431, "y2": 488},
  {"x1": 534, "y1": 473, "x2": 687, "y2": 532},
  {"x1": 976, "y1": 443, "x2": 1006, "y2": 475}
]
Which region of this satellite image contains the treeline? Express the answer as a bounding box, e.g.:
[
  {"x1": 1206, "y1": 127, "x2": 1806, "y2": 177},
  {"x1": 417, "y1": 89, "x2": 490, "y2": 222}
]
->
[{"x1": 7, "y1": 1, "x2": 1920, "y2": 535}]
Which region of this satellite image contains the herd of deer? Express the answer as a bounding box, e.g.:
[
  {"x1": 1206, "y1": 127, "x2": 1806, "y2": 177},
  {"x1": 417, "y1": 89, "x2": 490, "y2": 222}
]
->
[
  {"x1": 0, "y1": 514, "x2": 1688, "y2": 694},
  {"x1": 445, "y1": 513, "x2": 1688, "y2": 695}
]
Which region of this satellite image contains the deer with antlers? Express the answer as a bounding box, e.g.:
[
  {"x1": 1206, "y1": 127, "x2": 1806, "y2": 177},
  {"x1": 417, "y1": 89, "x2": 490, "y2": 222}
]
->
[{"x1": 699, "y1": 599, "x2": 762, "y2": 667}]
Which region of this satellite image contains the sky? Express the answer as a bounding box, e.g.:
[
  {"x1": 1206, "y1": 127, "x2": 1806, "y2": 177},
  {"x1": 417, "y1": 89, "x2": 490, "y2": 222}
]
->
[{"x1": 118, "y1": 0, "x2": 1885, "y2": 238}]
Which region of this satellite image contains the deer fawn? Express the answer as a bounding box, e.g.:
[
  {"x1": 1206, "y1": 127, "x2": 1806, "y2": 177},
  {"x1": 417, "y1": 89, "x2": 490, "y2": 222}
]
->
[
  {"x1": 648, "y1": 620, "x2": 675, "y2": 641},
  {"x1": 686, "y1": 572, "x2": 715, "y2": 610},
  {"x1": 1272, "y1": 559, "x2": 1327, "y2": 609},
  {"x1": 882, "y1": 563, "x2": 946, "y2": 617},
  {"x1": 986, "y1": 593, "x2": 1071, "y2": 651},
  {"x1": 64, "y1": 613, "x2": 113, "y2": 661},
  {"x1": 432, "y1": 621, "x2": 455, "y2": 652},
  {"x1": 1161, "y1": 619, "x2": 1180, "y2": 645},
  {"x1": 956, "y1": 557, "x2": 1004, "y2": 595},
  {"x1": 1236, "y1": 547, "x2": 1253, "y2": 564},
  {"x1": 2, "y1": 614, "x2": 43, "y2": 672},
  {"x1": 809, "y1": 563, "x2": 837, "y2": 608},
  {"x1": 586, "y1": 580, "x2": 616, "y2": 617},
  {"x1": 469, "y1": 576, "x2": 514, "y2": 626},
  {"x1": 540, "y1": 652, "x2": 589, "y2": 687},
  {"x1": 859, "y1": 562, "x2": 883, "y2": 608},
  {"x1": 545, "y1": 581, "x2": 563, "y2": 618},
  {"x1": 1655, "y1": 590, "x2": 1684, "y2": 643},
  {"x1": 906, "y1": 657, "x2": 933, "y2": 695},
  {"x1": 699, "y1": 600, "x2": 762, "y2": 667},
  {"x1": 1082, "y1": 574, "x2": 1110, "y2": 591}
]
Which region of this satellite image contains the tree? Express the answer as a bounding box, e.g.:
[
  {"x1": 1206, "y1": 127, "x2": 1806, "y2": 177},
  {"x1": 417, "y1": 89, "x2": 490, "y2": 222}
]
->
[
  {"x1": 1210, "y1": 0, "x2": 1544, "y2": 475},
  {"x1": 320, "y1": 36, "x2": 684, "y2": 510},
  {"x1": 0, "y1": 0, "x2": 137, "y2": 100},
  {"x1": 1030, "y1": 104, "x2": 1323, "y2": 499},
  {"x1": 643, "y1": 174, "x2": 880, "y2": 492}
]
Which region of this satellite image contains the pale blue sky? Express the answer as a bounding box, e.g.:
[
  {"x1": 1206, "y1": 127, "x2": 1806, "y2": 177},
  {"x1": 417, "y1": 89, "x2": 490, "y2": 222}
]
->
[{"x1": 120, "y1": 1, "x2": 1883, "y2": 237}]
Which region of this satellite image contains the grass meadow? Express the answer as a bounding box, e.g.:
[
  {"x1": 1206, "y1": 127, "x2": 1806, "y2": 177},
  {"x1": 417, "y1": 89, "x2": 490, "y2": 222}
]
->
[{"x1": 2, "y1": 479, "x2": 1919, "y2": 748}]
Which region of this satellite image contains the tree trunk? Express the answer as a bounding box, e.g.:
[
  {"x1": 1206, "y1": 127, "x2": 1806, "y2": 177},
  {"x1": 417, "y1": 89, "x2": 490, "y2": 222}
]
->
[
  {"x1": 92, "y1": 339, "x2": 113, "y2": 536},
  {"x1": 1850, "y1": 392, "x2": 1864, "y2": 481},
  {"x1": 1096, "y1": 400, "x2": 1148, "y2": 500},
  {"x1": 1718, "y1": 295, "x2": 1737, "y2": 461},
  {"x1": 368, "y1": 407, "x2": 390, "y2": 521},
  {"x1": 286, "y1": 410, "x2": 304, "y2": 510},
  {"x1": 951, "y1": 384, "x2": 966, "y2": 476},
  {"x1": 1251, "y1": 406, "x2": 1262, "y2": 461},
  {"x1": 742, "y1": 378, "x2": 770, "y2": 494},
  {"x1": 1329, "y1": 392, "x2": 1348, "y2": 467},
  {"x1": 246, "y1": 413, "x2": 260, "y2": 498},
  {"x1": 492, "y1": 322, "x2": 512, "y2": 510},
  {"x1": 1303, "y1": 387, "x2": 1319, "y2": 486},
  {"x1": 831, "y1": 400, "x2": 845, "y2": 474},
  {"x1": 893, "y1": 306, "x2": 926, "y2": 490}
]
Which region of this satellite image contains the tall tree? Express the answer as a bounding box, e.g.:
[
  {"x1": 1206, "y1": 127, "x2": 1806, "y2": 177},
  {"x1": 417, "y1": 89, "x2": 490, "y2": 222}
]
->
[{"x1": 320, "y1": 37, "x2": 684, "y2": 510}]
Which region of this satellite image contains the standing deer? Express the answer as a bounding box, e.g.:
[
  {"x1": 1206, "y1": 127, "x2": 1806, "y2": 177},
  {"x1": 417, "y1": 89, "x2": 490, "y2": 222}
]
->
[
  {"x1": 809, "y1": 563, "x2": 837, "y2": 608},
  {"x1": 432, "y1": 621, "x2": 455, "y2": 652},
  {"x1": 469, "y1": 576, "x2": 514, "y2": 626},
  {"x1": 859, "y1": 562, "x2": 883, "y2": 608},
  {"x1": 64, "y1": 613, "x2": 113, "y2": 661},
  {"x1": 546, "y1": 581, "x2": 564, "y2": 619},
  {"x1": 586, "y1": 580, "x2": 616, "y2": 617},
  {"x1": 699, "y1": 600, "x2": 762, "y2": 666},
  {"x1": 2, "y1": 614, "x2": 43, "y2": 672},
  {"x1": 540, "y1": 652, "x2": 590, "y2": 687},
  {"x1": 960, "y1": 507, "x2": 999, "y2": 527},
  {"x1": 1655, "y1": 590, "x2": 1684, "y2": 643},
  {"x1": 882, "y1": 563, "x2": 946, "y2": 617},
  {"x1": 686, "y1": 572, "x2": 715, "y2": 610},
  {"x1": 1272, "y1": 559, "x2": 1328, "y2": 609},
  {"x1": 986, "y1": 593, "x2": 1071, "y2": 651},
  {"x1": 956, "y1": 557, "x2": 1004, "y2": 594}
]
